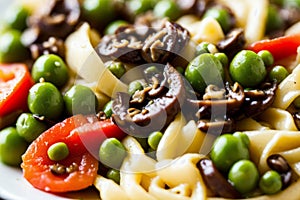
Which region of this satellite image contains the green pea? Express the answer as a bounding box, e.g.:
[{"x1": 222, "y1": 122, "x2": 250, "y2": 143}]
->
[
  {"x1": 63, "y1": 85, "x2": 98, "y2": 116},
  {"x1": 47, "y1": 142, "x2": 69, "y2": 161},
  {"x1": 31, "y1": 54, "x2": 69, "y2": 88},
  {"x1": 233, "y1": 131, "x2": 250, "y2": 148},
  {"x1": 127, "y1": 0, "x2": 153, "y2": 16},
  {"x1": 0, "y1": 30, "x2": 29, "y2": 63},
  {"x1": 104, "y1": 20, "x2": 129, "y2": 35},
  {"x1": 196, "y1": 42, "x2": 218, "y2": 56},
  {"x1": 214, "y1": 52, "x2": 229, "y2": 67},
  {"x1": 266, "y1": 5, "x2": 284, "y2": 33},
  {"x1": 0, "y1": 127, "x2": 28, "y2": 166},
  {"x1": 103, "y1": 100, "x2": 113, "y2": 118},
  {"x1": 153, "y1": 0, "x2": 181, "y2": 21},
  {"x1": 259, "y1": 170, "x2": 282, "y2": 195},
  {"x1": 107, "y1": 61, "x2": 126, "y2": 79},
  {"x1": 203, "y1": 7, "x2": 231, "y2": 33},
  {"x1": 293, "y1": 96, "x2": 300, "y2": 109},
  {"x1": 16, "y1": 113, "x2": 47, "y2": 143},
  {"x1": 195, "y1": 42, "x2": 210, "y2": 55},
  {"x1": 144, "y1": 65, "x2": 160, "y2": 78},
  {"x1": 148, "y1": 131, "x2": 163, "y2": 150},
  {"x1": 107, "y1": 169, "x2": 121, "y2": 184},
  {"x1": 128, "y1": 80, "x2": 143, "y2": 96},
  {"x1": 99, "y1": 138, "x2": 127, "y2": 169},
  {"x1": 229, "y1": 50, "x2": 267, "y2": 88},
  {"x1": 28, "y1": 82, "x2": 64, "y2": 120},
  {"x1": 4, "y1": 5, "x2": 29, "y2": 31},
  {"x1": 269, "y1": 65, "x2": 289, "y2": 83},
  {"x1": 82, "y1": 0, "x2": 116, "y2": 29},
  {"x1": 185, "y1": 53, "x2": 225, "y2": 93},
  {"x1": 210, "y1": 134, "x2": 250, "y2": 173},
  {"x1": 228, "y1": 160, "x2": 259, "y2": 194},
  {"x1": 258, "y1": 50, "x2": 274, "y2": 67}
]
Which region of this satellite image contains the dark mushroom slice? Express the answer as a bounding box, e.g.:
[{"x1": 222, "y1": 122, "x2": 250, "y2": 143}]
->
[
  {"x1": 97, "y1": 20, "x2": 190, "y2": 65},
  {"x1": 196, "y1": 82, "x2": 244, "y2": 118},
  {"x1": 30, "y1": 37, "x2": 65, "y2": 60},
  {"x1": 97, "y1": 25, "x2": 149, "y2": 64},
  {"x1": 141, "y1": 21, "x2": 190, "y2": 64},
  {"x1": 267, "y1": 154, "x2": 293, "y2": 189},
  {"x1": 241, "y1": 82, "x2": 277, "y2": 119},
  {"x1": 22, "y1": 0, "x2": 81, "y2": 46},
  {"x1": 185, "y1": 82, "x2": 244, "y2": 133},
  {"x1": 197, "y1": 158, "x2": 242, "y2": 199},
  {"x1": 112, "y1": 63, "x2": 185, "y2": 137},
  {"x1": 197, "y1": 118, "x2": 235, "y2": 134},
  {"x1": 217, "y1": 28, "x2": 246, "y2": 59},
  {"x1": 293, "y1": 112, "x2": 300, "y2": 130}
]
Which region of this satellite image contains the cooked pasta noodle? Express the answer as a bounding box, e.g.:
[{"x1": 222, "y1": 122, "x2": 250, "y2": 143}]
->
[
  {"x1": 65, "y1": 23, "x2": 128, "y2": 98},
  {"x1": 273, "y1": 64, "x2": 300, "y2": 109},
  {"x1": 216, "y1": 0, "x2": 268, "y2": 43}
]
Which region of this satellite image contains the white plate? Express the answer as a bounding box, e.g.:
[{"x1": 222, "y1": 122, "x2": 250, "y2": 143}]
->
[{"x1": 0, "y1": 162, "x2": 100, "y2": 200}]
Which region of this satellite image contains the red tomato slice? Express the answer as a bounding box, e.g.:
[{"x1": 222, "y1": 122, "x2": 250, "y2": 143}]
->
[
  {"x1": 78, "y1": 118, "x2": 127, "y2": 159},
  {"x1": 0, "y1": 64, "x2": 34, "y2": 116},
  {"x1": 247, "y1": 33, "x2": 300, "y2": 61},
  {"x1": 21, "y1": 115, "x2": 99, "y2": 193}
]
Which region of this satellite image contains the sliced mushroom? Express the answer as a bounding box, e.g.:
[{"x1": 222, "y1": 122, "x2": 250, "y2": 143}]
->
[
  {"x1": 241, "y1": 82, "x2": 277, "y2": 119},
  {"x1": 22, "y1": 0, "x2": 81, "y2": 46},
  {"x1": 293, "y1": 112, "x2": 300, "y2": 130},
  {"x1": 267, "y1": 154, "x2": 292, "y2": 189},
  {"x1": 97, "y1": 25, "x2": 146, "y2": 64},
  {"x1": 112, "y1": 63, "x2": 185, "y2": 137},
  {"x1": 197, "y1": 158, "x2": 242, "y2": 199},
  {"x1": 217, "y1": 28, "x2": 246, "y2": 59},
  {"x1": 30, "y1": 37, "x2": 65, "y2": 59},
  {"x1": 97, "y1": 20, "x2": 190, "y2": 65},
  {"x1": 185, "y1": 82, "x2": 244, "y2": 133},
  {"x1": 186, "y1": 82, "x2": 276, "y2": 134},
  {"x1": 196, "y1": 82, "x2": 244, "y2": 118},
  {"x1": 197, "y1": 118, "x2": 235, "y2": 134}
]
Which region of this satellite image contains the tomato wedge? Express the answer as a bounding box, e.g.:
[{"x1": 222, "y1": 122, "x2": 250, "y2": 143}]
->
[
  {"x1": 247, "y1": 33, "x2": 300, "y2": 61},
  {"x1": 78, "y1": 118, "x2": 127, "y2": 159},
  {"x1": 21, "y1": 115, "x2": 127, "y2": 193},
  {"x1": 21, "y1": 115, "x2": 99, "y2": 193},
  {"x1": 0, "y1": 63, "x2": 34, "y2": 116}
]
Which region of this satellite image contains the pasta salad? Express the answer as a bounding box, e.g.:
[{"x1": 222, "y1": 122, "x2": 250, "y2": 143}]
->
[{"x1": 1, "y1": 0, "x2": 300, "y2": 199}]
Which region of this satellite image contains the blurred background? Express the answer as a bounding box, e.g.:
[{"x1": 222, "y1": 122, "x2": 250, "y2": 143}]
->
[{"x1": 0, "y1": 0, "x2": 10, "y2": 19}]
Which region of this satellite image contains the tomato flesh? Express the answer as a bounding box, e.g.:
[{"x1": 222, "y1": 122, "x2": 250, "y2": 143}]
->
[
  {"x1": 247, "y1": 33, "x2": 300, "y2": 61},
  {"x1": 78, "y1": 119, "x2": 127, "y2": 159},
  {"x1": 21, "y1": 115, "x2": 99, "y2": 193},
  {"x1": 0, "y1": 64, "x2": 34, "y2": 116}
]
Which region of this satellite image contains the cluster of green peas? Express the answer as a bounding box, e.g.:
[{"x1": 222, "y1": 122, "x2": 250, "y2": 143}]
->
[
  {"x1": 210, "y1": 132, "x2": 283, "y2": 196},
  {"x1": 0, "y1": 53, "x2": 99, "y2": 166},
  {"x1": 83, "y1": 0, "x2": 234, "y2": 35},
  {"x1": 184, "y1": 41, "x2": 289, "y2": 94},
  {"x1": 97, "y1": 130, "x2": 163, "y2": 184}
]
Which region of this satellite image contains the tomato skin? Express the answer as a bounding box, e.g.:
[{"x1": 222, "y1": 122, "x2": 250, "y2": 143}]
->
[
  {"x1": 247, "y1": 33, "x2": 300, "y2": 61},
  {"x1": 78, "y1": 118, "x2": 127, "y2": 159},
  {"x1": 0, "y1": 64, "x2": 34, "y2": 116},
  {"x1": 21, "y1": 115, "x2": 99, "y2": 193}
]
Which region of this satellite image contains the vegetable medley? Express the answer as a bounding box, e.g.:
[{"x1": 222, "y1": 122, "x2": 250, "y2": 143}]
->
[{"x1": 2, "y1": 0, "x2": 300, "y2": 199}]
